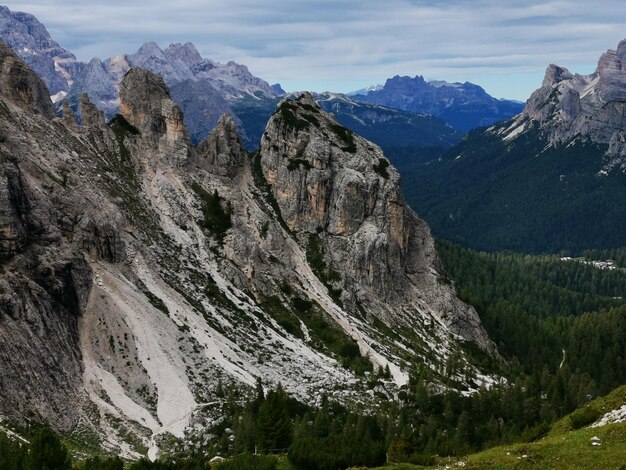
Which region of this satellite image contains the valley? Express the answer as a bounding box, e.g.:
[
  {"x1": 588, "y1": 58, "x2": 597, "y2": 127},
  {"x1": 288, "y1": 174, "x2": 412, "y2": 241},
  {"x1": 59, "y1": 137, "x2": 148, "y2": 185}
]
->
[{"x1": 0, "y1": 3, "x2": 625, "y2": 470}]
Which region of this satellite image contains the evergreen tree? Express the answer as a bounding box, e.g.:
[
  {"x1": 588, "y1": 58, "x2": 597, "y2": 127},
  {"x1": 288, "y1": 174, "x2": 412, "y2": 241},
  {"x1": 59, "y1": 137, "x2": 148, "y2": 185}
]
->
[
  {"x1": 25, "y1": 427, "x2": 71, "y2": 470},
  {"x1": 256, "y1": 386, "x2": 292, "y2": 452}
]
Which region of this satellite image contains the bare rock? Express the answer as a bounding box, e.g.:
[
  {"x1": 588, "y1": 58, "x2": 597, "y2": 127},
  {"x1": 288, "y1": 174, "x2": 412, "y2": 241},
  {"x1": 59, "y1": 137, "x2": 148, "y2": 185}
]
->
[
  {"x1": 0, "y1": 40, "x2": 54, "y2": 118},
  {"x1": 119, "y1": 67, "x2": 188, "y2": 161},
  {"x1": 192, "y1": 113, "x2": 246, "y2": 177}
]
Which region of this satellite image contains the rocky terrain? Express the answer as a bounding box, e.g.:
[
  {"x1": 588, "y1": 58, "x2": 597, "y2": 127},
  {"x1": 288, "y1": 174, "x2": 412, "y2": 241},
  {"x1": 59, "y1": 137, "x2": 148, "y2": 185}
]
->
[
  {"x1": 0, "y1": 42, "x2": 495, "y2": 458},
  {"x1": 354, "y1": 75, "x2": 524, "y2": 131},
  {"x1": 0, "y1": 5, "x2": 79, "y2": 98},
  {"x1": 496, "y1": 38, "x2": 626, "y2": 173}
]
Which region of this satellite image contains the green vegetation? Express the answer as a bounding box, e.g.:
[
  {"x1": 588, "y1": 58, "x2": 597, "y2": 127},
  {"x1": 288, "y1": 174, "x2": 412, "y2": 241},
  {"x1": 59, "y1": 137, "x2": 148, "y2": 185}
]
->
[
  {"x1": 135, "y1": 280, "x2": 170, "y2": 315},
  {"x1": 373, "y1": 158, "x2": 390, "y2": 178},
  {"x1": 306, "y1": 233, "x2": 343, "y2": 305},
  {"x1": 437, "y1": 240, "x2": 626, "y2": 396},
  {"x1": 259, "y1": 295, "x2": 304, "y2": 339},
  {"x1": 329, "y1": 123, "x2": 357, "y2": 153},
  {"x1": 277, "y1": 102, "x2": 310, "y2": 132},
  {"x1": 400, "y1": 127, "x2": 626, "y2": 253},
  {"x1": 191, "y1": 182, "x2": 232, "y2": 243},
  {"x1": 290, "y1": 297, "x2": 373, "y2": 375}
]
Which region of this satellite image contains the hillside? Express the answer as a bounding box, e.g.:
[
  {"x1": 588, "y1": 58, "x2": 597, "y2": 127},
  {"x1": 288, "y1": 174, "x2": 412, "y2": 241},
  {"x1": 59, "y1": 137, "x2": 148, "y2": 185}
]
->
[
  {"x1": 399, "y1": 38, "x2": 626, "y2": 253},
  {"x1": 0, "y1": 41, "x2": 495, "y2": 458}
]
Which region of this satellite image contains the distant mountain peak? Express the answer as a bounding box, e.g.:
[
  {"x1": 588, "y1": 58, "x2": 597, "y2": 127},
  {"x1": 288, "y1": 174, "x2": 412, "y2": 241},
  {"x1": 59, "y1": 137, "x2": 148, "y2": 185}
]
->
[
  {"x1": 0, "y1": 4, "x2": 78, "y2": 95},
  {"x1": 499, "y1": 38, "x2": 626, "y2": 172},
  {"x1": 355, "y1": 73, "x2": 523, "y2": 131}
]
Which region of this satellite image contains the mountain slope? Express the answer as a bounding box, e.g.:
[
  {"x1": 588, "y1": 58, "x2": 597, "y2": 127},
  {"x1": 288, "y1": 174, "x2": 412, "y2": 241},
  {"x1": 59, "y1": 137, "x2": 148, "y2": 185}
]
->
[
  {"x1": 0, "y1": 5, "x2": 79, "y2": 97},
  {"x1": 400, "y1": 38, "x2": 626, "y2": 253},
  {"x1": 0, "y1": 43, "x2": 495, "y2": 458},
  {"x1": 355, "y1": 75, "x2": 524, "y2": 131}
]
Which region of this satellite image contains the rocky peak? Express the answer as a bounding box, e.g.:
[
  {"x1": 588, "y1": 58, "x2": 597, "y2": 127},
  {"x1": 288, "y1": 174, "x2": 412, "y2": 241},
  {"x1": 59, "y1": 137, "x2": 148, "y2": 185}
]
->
[
  {"x1": 500, "y1": 38, "x2": 626, "y2": 173},
  {"x1": 193, "y1": 113, "x2": 245, "y2": 177},
  {"x1": 0, "y1": 5, "x2": 77, "y2": 94},
  {"x1": 0, "y1": 41, "x2": 55, "y2": 118},
  {"x1": 119, "y1": 67, "x2": 188, "y2": 159},
  {"x1": 595, "y1": 39, "x2": 626, "y2": 102},
  {"x1": 79, "y1": 93, "x2": 105, "y2": 128},
  {"x1": 259, "y1": 93, "x2": 493, "y2": 350},
  {"x1": 135, "y1": 41, "x2": 166, "y2": 59},
  {"x1": 61, "y1": 99, "x2": 78, "y2": 127},
  {"x1": 542, "y1": 64, "x2": 574, "y2": 88},
  {"x1": 164, "y1": 42, "x2": 204, "y2": 66}
]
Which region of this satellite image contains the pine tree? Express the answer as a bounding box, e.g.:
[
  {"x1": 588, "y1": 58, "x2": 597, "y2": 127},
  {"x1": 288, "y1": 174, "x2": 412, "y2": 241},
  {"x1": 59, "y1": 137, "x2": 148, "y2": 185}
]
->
[
  {"x1": 256, "y1": 386, "x2": 293, "y2": 452},
  {"x1": 25, "y1": 427, "x2": 71, "y2": 470}
]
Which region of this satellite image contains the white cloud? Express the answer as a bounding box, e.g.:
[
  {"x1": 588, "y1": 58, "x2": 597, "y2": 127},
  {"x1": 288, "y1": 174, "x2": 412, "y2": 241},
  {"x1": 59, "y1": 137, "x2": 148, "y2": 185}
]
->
[{"x1": 4, "y1": 0, "x2": 626, "y2": 100}]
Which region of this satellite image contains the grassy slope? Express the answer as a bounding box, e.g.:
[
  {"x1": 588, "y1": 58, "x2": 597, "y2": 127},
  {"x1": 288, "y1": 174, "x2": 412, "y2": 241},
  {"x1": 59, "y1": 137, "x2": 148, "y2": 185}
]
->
[{"x1": 359, "y1": 386, "x2": 626, "y2": 470}]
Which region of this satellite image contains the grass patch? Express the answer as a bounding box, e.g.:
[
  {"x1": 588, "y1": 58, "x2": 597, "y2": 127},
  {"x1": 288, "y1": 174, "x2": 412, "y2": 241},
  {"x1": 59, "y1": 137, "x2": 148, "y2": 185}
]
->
[
  {"x1": 259, "y1": 296, "x2": 304, "y2": 339},
  {"x1": 291, "y1": 299, "x2": 373, "y2": 375},
  {"x1": 191, "y1": 182, "x2": 232, "y2": 243},
  {"x1": 306, "y1": 233, "x2": 343, "y2": 306},
  {"x1": 278, "y1": 101, "x2": 309, "y2": 132},
  {"x1": 135, "y1": 279, "x2": 169, "y2": 315}
]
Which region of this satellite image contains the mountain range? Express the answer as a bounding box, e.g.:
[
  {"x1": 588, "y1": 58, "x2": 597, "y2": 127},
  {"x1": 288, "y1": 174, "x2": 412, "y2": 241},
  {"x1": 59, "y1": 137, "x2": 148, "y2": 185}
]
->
[
  {"x1": 1, "y1": 4, "x2": 626, "y2": 468},
  {"x1": 400, "y1": 38, "x2": 626, "y2": 253},
  {"x1": 354, "y1": 75, "x2": 525, "y2": 131},
  {"x1": 0, "y1": 5, "x2": 520, "y2": 151}
]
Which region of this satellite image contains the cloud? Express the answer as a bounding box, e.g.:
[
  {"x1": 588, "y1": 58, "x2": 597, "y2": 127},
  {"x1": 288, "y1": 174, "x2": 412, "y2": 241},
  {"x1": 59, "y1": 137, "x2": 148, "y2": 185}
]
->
[{"x1": 5, "y1": 0, "x2": 626, "y2": 100}]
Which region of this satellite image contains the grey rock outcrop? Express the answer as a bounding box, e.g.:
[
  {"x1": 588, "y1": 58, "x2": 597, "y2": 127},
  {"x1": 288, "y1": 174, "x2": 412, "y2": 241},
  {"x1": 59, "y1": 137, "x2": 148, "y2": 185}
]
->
[
  {"x1": 501, "y1": 38, "x2": 626, "y2": 172},
  {"x1": 260, "y1": 93, "x2": 494, "y2": 350},
  {"x1": 119, "y1": 68, "x2": 189, "y2": 161},
  {"x1": 0, "y1": 41, "x2": 55, "y2": 118},
  {"x1": 193, "y1": 113, "x2": 246, "y2": 177},
  {"x1": 79, "y1": 93, "x2": 105, "y2": 128}
]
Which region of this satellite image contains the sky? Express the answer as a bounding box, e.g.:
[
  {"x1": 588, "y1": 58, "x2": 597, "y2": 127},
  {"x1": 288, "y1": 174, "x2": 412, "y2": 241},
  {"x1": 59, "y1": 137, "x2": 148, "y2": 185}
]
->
[{"x1": 5, "y1": 0, "x2": 626, "y2": 101}]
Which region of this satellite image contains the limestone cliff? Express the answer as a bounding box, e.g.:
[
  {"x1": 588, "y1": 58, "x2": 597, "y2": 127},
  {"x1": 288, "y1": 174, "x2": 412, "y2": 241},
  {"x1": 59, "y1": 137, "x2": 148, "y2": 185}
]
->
[
  {"x1": 0, "y1": 48, "x2": 496, "y2": 458},
  {"x1": 498, "y1": 38, "x2": 626, "y2": 172}
]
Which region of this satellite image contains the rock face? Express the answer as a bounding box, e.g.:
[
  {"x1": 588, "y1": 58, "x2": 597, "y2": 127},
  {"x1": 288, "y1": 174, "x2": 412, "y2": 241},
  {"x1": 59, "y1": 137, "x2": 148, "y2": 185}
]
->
[
  {"x1": 0, "y1": 5, "x2": 78, "y2": 96},
  {"x1": 0, "y1": 41, "x2": 55, "y2": 118},
  {"x1": 0, "y1": 45, "x2": 496, "y2": 458},
  {"x1": 119, "y1": 68, "x2": 189, "y2": 162},
  {"x1": 502, "y1": 38, "x2": 626, "y2": 172},
  {"x1": 355, "y1": 75, "x2": 524, "y2": 131},
  {"x1": 260, "y1": 94, "x2": 492, "y2": 348}
]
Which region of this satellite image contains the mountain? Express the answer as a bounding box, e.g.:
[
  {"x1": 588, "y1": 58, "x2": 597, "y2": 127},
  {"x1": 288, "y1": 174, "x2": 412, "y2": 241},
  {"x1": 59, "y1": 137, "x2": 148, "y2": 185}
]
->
[
  {"x1": 0, "y1": 5, "x2": 285, "y2": 143},
  {"x1": 229, "y1": 91, "x2": 463, "y2": 153},
  {"x1": 346, "y1": 84, "x2": 383, "y2": 96},
  {"x1": 0, "y1": 43, "x2": 495, "y2": 457},
  {"x1": 398, "y1": 38, "x2": 626, "y2": 254},
  {"x1": 354, "y1": 75, "x2": 524, "y2": 131},
  {"x1": 0, "y1": 5, "x2": 79, "y2": 98}
]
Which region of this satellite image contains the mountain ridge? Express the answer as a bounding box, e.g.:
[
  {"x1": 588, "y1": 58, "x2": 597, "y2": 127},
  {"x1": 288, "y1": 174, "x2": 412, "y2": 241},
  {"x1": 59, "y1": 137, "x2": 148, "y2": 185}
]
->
[
  {"x1": 0, "y1": 42, "x2": 495, "y2": 458},
  {"x1": 354, "y1": 74, "x2": 524, "y2": 131},
  {"x1": 397, "y1": 37, "x2": 626, "y2": 253}
]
